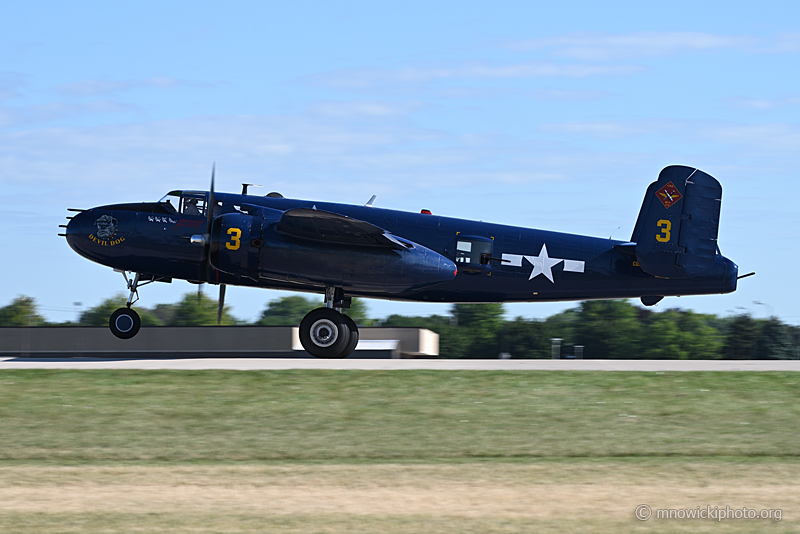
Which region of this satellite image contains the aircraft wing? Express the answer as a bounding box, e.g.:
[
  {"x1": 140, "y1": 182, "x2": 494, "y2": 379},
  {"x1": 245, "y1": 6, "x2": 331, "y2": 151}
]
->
[{"x1": 276, "y1": 208, "x2": 411, "y2": 249}]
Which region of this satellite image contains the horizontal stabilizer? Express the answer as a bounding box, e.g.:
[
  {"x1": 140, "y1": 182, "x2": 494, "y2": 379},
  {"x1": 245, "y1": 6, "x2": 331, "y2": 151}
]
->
[
  {"x1": 631, "y1": 166, "x2": 722, "y2": 278},
  {"x1": 277, "y1": 208, "x2": 411, "y2": 249}
]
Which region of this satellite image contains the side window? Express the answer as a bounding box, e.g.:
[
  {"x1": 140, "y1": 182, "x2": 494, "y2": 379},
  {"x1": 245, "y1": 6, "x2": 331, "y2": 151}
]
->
[
  {"x1": 455, "y1": 237, "x2": 493, "y2": 265},
  {"x1": 455, "y1": 241, "x2": 472, "y2": 264},
  {"x1": 181, "y1": 195, "x2": 207, "y2": 216}
]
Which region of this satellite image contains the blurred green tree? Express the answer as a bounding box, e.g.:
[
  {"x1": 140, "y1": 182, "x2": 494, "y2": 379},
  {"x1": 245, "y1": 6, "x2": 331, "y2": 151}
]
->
[
  {"x1": 505, "y1": 317, "x2": 551, "y2": 359},
  {"x1": 169, "y1": 292, "x2": 238, "y2": 326},
  {"x1": 641, "y1": 309, "x2": 723, "y2": 360},
  {"x1": 675, "y1": 310, "x2": 724, "y2": 359},
  {"x1": 575, "y1": 300, "x2": 643, "y2": 359},
  {"x1": 257, "y1": 296, "x2": 318, "y2": 325},
  {"x1": 150, "y1": 303, "x2": 178, "y2": 325},
  {"x1": 0, "y1": 296, "x2": 46, "y2": 326},
  {"x1": 343, "y1": 298, "x2": 373, "y2": 326},
  {"x1": 545, "y1": 307, "x2": 580, "y2": 346},
  {"x1": 759, "y1": 318, "x2": 797, "y2": 360},
  {"x1": 643, "y1": 310, "x2": 689, "y2": 359},
  {"x1": 722, "y1": 315, "x2": 763, "y2": 359},
  {"x1": 452, "y1": 303, "x2": 505, "y2": 358}
]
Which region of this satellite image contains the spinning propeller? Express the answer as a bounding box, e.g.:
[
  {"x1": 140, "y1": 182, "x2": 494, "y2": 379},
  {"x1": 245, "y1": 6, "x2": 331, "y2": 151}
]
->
[{"x1": 191, "y1": 163, "x2": 227, "y2": 324}]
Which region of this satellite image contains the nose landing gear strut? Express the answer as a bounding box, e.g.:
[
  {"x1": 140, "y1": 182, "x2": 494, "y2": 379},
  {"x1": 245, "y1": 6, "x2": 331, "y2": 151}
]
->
[{"x1": 108, "y1": 271, "x2": 167, "y2": 339}]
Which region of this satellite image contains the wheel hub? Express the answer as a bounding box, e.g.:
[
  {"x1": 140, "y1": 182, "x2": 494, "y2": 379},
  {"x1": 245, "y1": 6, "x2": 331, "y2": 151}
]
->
[
  {"x1": 310, "y1": 319, "x2": 339, "y2": 347},
  {"x1": 115, "y1": 314, "x2": 134, "y2": 333}
]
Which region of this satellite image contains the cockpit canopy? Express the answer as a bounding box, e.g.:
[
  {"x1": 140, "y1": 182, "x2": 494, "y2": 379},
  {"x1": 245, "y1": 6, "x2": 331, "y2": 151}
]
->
[{"x1": 159, "y1": 190, "x2": 211, "y2": 217}]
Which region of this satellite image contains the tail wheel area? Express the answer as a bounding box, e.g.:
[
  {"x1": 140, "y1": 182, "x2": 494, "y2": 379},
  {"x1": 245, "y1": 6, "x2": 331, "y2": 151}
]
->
[
  {"x1": 299, "y1": 307, "x2": 358, "y2": 359},
  {"x1": 109, "y1": 307, "x2": 141, "y2": 339}
]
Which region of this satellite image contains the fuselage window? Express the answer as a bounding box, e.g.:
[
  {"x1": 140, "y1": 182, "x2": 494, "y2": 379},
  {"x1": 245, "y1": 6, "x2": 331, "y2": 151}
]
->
[{"x1": 455, "y1": 239, "x2": 492, "y2": 265}]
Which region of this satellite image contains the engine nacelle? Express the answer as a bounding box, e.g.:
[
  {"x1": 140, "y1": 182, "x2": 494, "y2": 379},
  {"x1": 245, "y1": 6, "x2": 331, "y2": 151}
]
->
[
  {"x1": 254, "y1": 224, "x2": 456, "y2": 293},
  {"x1": 211, "y1": 208, "x2": 456, "y2": 292},
  {"x1": 210, "y1": 213, "x2": 263, "y2": 280}
]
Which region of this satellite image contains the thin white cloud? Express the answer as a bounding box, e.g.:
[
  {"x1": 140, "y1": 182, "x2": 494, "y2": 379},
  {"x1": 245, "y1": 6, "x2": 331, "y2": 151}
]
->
[
  {"x1": 310, "y1": 100, "x2": 426, "y2": 117},
  {"x1": 0, "y1": 72, "x2": 27, "y2": 101},
  {"x1": 56, "y1": 77, "x2": 212, "y2": 96},
  {"x1": 2, "y1": 109, "x2": 797, "y2": 226},
  {"x1": 542, "y1": 118, "x2": 800, "y2": 152},
  {"x1": 304, "y1": 63, "x2": 640, "y2": 88},
  {"x1": 0, "y1": 100, "x2": 133, "y2": 128},
  {"x1": 0, "y1": 112, "x2": 594, "y2": 215},
  {"x1": 509, "y1": 32, "x2": 756, "y2": 60},
  {"x1": 541, "y1": 120, "x2": 659, "y2": 139},
  {"x1": 729, "y1": 93, "x2": 800, "y2": 110},
  {"x1": 57, "y1": 80, "x2": 136, "y2": 96},
  {"x1": 437, "y1": 87, "x2": 610, "y2": 101},
  {"x1": 772, "y1": 32, "x2": 800, "y2": 53},
  {"x1": 0, "y1": 113, "x2": 446, "y2": 190},
  {"x1": 704, "y1": 123, "x2": 800, "y2": 151}
]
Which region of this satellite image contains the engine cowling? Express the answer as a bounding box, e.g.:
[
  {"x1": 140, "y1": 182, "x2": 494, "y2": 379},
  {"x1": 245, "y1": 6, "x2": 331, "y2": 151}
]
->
[{"x1": 210, "y1": 213, "x2": 263, "y2": 280}]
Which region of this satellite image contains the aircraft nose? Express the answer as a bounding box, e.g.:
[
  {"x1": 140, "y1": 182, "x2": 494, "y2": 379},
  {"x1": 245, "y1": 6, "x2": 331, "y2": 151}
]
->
[
  {"x1": 65, "y1": 209, "x2": 86, "y2": 235},
  {"x1": 64, "y1": 209, "x2": 95, "y2": 256}
]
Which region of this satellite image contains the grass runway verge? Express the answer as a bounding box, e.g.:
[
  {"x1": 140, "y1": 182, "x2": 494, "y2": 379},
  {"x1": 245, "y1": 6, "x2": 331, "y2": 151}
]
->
[{"x1": 0, "y1": 369, "x2": 797, "y2": 532}]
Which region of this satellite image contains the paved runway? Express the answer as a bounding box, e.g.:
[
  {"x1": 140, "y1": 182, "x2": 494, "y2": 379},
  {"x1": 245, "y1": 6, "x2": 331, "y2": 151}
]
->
[{"x1": 1, "y1": 357, "x2": 798, "y2": 371}]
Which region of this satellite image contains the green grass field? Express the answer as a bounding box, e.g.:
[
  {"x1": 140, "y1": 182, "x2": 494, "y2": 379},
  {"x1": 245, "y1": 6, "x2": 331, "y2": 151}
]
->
[{"x1": 0, "y1": 370, "x2": 798, "y2": 533}]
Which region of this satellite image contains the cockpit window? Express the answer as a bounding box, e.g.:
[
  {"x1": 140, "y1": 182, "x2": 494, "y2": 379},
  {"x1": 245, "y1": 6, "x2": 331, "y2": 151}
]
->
[
  {"x1": 158, "y1": 191, "x2": 181, "y2": 214},
  {"x1": 181, "y1": 194, "x2": 207, "y2": 216},
  {"x1": 157, "y1": 198, "x2": 179, "y2": 214},
  {"x1": 158, "y1": 191, "x2": 211, "y2": 216}
]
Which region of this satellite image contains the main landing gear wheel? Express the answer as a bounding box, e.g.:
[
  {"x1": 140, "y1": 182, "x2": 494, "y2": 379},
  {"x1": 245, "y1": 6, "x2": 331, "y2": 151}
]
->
[
  {"x1": 341, "y1": 313, "x2": 359, "y2": 358},
  {"x1": 299, "y1": 308, "x2": 357, "y2": 359},
  {"x1": 109, "y1": 308, "x2": 141, "y2": 339}
]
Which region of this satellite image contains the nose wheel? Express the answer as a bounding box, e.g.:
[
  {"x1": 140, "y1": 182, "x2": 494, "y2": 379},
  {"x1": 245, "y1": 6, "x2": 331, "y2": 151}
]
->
[{"x1": 109, "y1": 307, "x2": 141, "y2": 339}]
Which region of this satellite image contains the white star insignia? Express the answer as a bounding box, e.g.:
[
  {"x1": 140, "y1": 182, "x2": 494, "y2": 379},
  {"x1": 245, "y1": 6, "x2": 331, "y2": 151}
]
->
[{"x1": 525, "y1": 244, "x2": 563, "y2": 283}]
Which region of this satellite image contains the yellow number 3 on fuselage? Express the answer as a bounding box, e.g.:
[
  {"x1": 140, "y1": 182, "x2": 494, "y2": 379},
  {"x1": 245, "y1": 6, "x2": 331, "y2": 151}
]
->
[
  {"x1": 226, "y1": 228, "x2": 242, "y2": 250},
  {"x1": 656, "y1": 219, "x2": 671, "y2": 243}
]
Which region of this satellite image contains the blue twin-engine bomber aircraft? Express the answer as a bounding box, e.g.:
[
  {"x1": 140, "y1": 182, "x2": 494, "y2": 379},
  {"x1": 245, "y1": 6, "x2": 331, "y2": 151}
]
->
[{"x1": 63, "y1": 165, "x2": 744, "y2": 358}]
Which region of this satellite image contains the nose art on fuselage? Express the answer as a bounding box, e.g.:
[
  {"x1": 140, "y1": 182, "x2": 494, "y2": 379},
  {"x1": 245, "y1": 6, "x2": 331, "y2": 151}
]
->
[{"x1": 66, "y1": 208, "x2": 129, "y2": 263}]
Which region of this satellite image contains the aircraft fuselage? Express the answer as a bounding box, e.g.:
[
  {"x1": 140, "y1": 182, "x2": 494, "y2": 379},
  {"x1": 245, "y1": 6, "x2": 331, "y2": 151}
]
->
[{"x1": 66, "y1": 192, "x2": 738, "y2": 304}]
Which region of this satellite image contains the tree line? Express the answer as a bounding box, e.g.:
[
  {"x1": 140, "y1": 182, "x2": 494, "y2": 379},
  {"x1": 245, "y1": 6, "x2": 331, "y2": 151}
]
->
[{"x1": 1, "y1": 295, "x2": 797, "y2": 360}]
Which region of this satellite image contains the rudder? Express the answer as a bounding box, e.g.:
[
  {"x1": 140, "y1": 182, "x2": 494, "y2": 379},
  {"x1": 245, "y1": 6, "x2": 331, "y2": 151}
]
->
[{"x1": 631, "y1": 165, "x2": 722, "y2": 278}]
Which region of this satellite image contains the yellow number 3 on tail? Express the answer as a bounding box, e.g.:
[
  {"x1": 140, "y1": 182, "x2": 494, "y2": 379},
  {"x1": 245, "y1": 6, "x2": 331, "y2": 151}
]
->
[
  {"x1": 656, "y1": 219, "x2": 671, "y2": 242},
  {"x1": 226, "y1": 228, "x2": 242, "y2": 250}
]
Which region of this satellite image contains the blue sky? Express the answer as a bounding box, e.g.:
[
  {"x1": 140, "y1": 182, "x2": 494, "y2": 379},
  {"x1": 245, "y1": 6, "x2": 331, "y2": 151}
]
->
[{"x1": 1, "y1": 0, "x2": 798, "y2": 324}]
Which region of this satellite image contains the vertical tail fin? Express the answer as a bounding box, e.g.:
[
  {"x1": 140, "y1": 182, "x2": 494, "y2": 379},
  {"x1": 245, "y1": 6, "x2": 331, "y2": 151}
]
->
[{"x1": 631, "y1": 165, "x2": 722, "y2": 278}]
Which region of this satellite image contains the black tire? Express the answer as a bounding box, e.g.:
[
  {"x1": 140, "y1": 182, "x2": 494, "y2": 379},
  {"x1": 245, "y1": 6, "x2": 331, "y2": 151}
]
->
[
  {"x1": 299, "y1": 308, "x2": 351, "y2": 358},
  {"x1": 109, "y1": 308, "x2": 141, "y2": 339},
  {"x1": 341, "y1": 313, "x2": 359, "y2": 359}
]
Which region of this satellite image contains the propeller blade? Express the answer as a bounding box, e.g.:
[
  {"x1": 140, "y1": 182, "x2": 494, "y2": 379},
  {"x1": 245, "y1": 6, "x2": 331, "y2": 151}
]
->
[
  {"x1": 217, "y1": 284, "x2": 226, "y2": 325},
  {"x1": 199, "y1": 163, "x2": 216, "y2": 283},
  {"x1": 206, "y1": 162, "x2": 216, "y2": 237}
]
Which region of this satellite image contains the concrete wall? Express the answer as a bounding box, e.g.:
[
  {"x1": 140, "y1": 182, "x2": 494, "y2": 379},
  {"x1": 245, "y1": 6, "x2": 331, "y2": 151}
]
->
[
  {"x1": 355, "y1": 327, "x2": 439, "y2": 357},
  {"x1": 0, "y1": 326, "x2": 438, "y2": 359}
]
